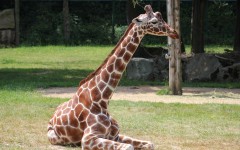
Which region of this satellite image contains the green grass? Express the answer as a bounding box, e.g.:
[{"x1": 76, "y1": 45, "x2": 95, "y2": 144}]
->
[
  {"x1": 0, "y1": 90, "x2": 239, "y2": 149},
  {"x1": 0, "y1": 46, "x2": 110, "y2": 89},
  {"x1": 183, "y1": 45, "x2": 233, "y2": 54},
  {"x1": 110, "y1": 101, "x2": 240, "y2": 149},
  {"x1": 0, "y1": 45, "x2": 239, "y2": 149},
  {"x1": 156, "y1": 88, "x2": 172, "y2": 95},
  {"x1": 148, "y1": 44, "x2": 233, "y2": 54},
  {"x1": 0, "y1": 45, "x2": 239, "y2": 89},
  {"x1": 0, "y1": 45, "x2": 111, "y2": 69}
]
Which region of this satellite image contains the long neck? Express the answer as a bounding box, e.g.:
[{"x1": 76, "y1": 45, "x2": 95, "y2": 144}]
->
[
  {"x1": 101, "y1": 24, "x2": 144, "y2": 89},
  {"x1": 78, "y1": 24, "x2": 145, "y2": 108}
]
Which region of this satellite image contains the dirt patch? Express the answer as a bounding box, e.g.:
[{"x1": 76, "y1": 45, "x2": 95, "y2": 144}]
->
[{"x1": 38, "y1": 86, "x2": 240, "y2": 105}]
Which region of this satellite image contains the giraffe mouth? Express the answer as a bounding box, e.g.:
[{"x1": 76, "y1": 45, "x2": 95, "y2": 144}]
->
[{"x1": 168, "y1": 30, "x2": 179, "y2": 39}]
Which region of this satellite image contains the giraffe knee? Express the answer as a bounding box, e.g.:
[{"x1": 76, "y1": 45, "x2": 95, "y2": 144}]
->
[{"x1": 47, "y1": 129, "x2": 60, "y2": 145}]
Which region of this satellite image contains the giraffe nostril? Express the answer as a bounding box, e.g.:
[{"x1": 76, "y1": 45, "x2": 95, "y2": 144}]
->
[{"x1": 169, "y1": 30, "x2": 179, "y2": 39}]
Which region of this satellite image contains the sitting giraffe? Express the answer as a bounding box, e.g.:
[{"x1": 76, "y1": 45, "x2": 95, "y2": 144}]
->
[{"x1": 48, "y1": 5, "x2": 178, "y2": 150}]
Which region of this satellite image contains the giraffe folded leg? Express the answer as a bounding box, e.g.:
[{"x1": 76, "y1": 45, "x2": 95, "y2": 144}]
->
[
  {"x1": 47, "y1": 129, "x2": 63, "y2": 145},
  {"x1": 82, "y1": 134, "x2": 134, "y2": 150},
  {"x1": 47, "y1": 123, "x2": 63, "y2": 145},
  {"x1": 118, "y1": 134, "x2": 154, "y2": 150}
]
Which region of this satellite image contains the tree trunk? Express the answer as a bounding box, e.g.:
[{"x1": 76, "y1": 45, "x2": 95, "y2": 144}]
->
[
  {"x1": 15, "y1": 0, "x2": 20, "y2": 46},
  {"x1": 167, "y1": 0, "x2": 182, "y2": 95},
  {"x1": 191, "y1": 0, "x2": 207, "y2": 53},
  {"x1": 63, "y1": 0, "x2": 70, "y2": 44},
  {"x1": 111, "y1": 0, "x2": 116, "y2": 42},
  {"x1": 234, "y1": 0, "x2": 240, "y2": 52}
]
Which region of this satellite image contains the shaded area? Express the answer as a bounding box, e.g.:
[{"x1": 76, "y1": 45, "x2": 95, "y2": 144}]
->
[
  {"x1": 0, "y1": 68, "x2": 162, "y2": 90},
  {"x1": 0, "y1": 68, "x2": 92, "y2": 90},
  {"x1": 1, "y1": 67, "x2": 239, "y2": 92}
]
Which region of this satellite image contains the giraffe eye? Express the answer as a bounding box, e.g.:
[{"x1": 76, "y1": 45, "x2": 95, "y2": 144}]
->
[
  {"x1": 152, "y1": 21, "x2": 158, "y2": 24},
  {"x1": 136, "y1": 18, "x2": 142, "y2": 23}
]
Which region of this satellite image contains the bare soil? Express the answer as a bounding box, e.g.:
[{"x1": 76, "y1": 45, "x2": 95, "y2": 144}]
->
[{"x1": 39, "y1": 86, "x2": 240, "y2": 105}]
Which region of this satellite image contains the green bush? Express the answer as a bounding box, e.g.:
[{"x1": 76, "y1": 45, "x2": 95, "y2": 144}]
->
[
  {"x1": 20, "y1": 2, "x2": 64, "y2": 45},
  {"x1": 69, "y1": 14, "x2": 112, "y2": 45}
]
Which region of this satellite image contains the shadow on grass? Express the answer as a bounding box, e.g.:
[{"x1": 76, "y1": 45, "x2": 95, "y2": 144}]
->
[
  {"x1": 0, "y1": 68, "x2": 163, "y2": 91},
  {"x1": 0, "y1": 68, "x2": 92, "y2": 90},
  {"x1": 1, "y1": 68, "x2": 239, "y2": 92}
]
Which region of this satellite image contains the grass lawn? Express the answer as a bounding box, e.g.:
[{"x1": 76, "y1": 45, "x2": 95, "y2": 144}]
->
[
  {"x1": 0, "y1": 45, "x2": 239, "y2": 149},
  {"x1": 0, "y1": 89, "x2": 239, "y2": 149},
  {"x1": 0, "y1": 45, "x2": 239, "y2": 89}
]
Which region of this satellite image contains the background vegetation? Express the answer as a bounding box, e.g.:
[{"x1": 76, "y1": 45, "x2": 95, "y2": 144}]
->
[{"x1": 0, "y1": 0, "x2": 237, "y2": 46}]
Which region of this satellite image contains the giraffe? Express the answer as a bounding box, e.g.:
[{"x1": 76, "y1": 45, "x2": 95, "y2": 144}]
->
[{"x1": 47, "y1": 5, "x2": 178, "y2": 150}]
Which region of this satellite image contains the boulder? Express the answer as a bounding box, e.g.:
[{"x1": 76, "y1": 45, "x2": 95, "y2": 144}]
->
[
  {"x1": 126, "y1": 58, "x2": 154, "y2": 80},
  {"x1": 217, "y1": 63, "x2": 240, "y2": 81},
  {"x1": 153, "y1": 56, "x2": 169, "y2": 81},
  {"x1": 0, "y1": 30, "x2": 15, "y2": 44},
  {"x1": 0, "y1": 9, "x2": 15, "y2": 29},
  {"x1": 185, "y1": 54, "x2": 222, "y2": 81}
]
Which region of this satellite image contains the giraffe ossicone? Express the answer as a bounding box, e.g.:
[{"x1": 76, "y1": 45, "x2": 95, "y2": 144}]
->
[{"x1": 48, "y1": 5, "x2": 178, "y2": 150}]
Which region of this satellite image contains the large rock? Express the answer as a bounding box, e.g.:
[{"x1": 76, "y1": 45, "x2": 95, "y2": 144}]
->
[
  {"x1": 185, "y1": 54, "x2": 222, "y2": 81},
  {"x1": 153, "y1": 56, "x2": 169, "y2": 81},
  {"x1": 0, "y1": 9, "x2": 15, "y2": 29},
  {"x1": 126, "y1": 58, "x2": 154, "y2": 80},
  {"x1": 0, "y1": 30, "x2": 15, "y2": 44},
  {"x1": 217, "y1": 63, "x2": 240, "y2": 81}
]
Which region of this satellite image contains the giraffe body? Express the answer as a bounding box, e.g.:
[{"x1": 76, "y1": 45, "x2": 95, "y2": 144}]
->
[{"x1": 48, "y1": 5, "x2": 178, "y2": 150}]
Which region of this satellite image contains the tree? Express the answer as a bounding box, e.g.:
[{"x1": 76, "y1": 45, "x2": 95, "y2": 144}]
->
[
  {"x1": 191, "y1": 0, "x2": 207, "y2": 53},
  {"x1": 234, "y1": 0, "x2": 240, "y2": 52},
  {"x1": 15, "y1": 0, "x2": 20, "y2": 45},
  {"x1": 63, "y1": 0, "x2": 70, "y2": 43},
  {"x1": 126, "y1": 0, "x2": 141, "y2": 25},
  {"x1": 167, "y1": 0, "x2": 182, "y2": 95}
]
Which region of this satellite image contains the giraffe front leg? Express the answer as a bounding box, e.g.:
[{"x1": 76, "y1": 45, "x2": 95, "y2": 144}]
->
[
  {"x1": 118, "y1": 134, "x2": 154, "y2": 150},
  {"x1": 82, "y1": 133, "x2": 134, "y2": 150}
]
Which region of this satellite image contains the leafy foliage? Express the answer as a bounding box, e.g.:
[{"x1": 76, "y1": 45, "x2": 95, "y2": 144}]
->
[
  {"x1": 206, "y1": 1, "x2": 236, "y2": 45},
  {"x1": 15, "y1": 1, "x2": 237, "y2": 45}
]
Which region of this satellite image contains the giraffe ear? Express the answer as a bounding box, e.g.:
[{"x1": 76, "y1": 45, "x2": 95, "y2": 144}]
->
[
  {"x1": 155, "y1": 12, "x2": 163, "y2": 20},
  {"x1": 144, "y1": 5, "x2": 154, "y2": 18}
]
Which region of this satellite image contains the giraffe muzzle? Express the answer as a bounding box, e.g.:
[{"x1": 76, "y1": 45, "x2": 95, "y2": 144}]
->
[{"x1": 168, "y1": 30, "x2": 179, "y2": 39}]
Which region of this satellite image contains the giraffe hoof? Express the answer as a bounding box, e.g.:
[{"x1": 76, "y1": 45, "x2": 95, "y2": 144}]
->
[
  {"x1": 121, "y1": 144, "x2": 134, "y2": 150},
  {"x1": 142, "y1": 142, "x2": 154, "y2": 150}
]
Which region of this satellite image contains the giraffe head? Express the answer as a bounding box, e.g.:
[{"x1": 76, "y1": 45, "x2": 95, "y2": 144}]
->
[{"x1": 132, "y1": 5, "x2": 179, "y2": 39}]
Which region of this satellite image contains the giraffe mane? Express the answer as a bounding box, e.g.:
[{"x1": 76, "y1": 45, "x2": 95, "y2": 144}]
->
[{"x1": 79, "y1": 23, "x2": 135, "y2": 87}]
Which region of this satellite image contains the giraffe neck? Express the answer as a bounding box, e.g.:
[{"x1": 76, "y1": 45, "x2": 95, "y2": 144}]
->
[
  {"x1": 78, "y1": 23, "x2": 145, "y2": 108},
  {"x1": 102, "y1": 24, "x2": 144, "y2": 88}
]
